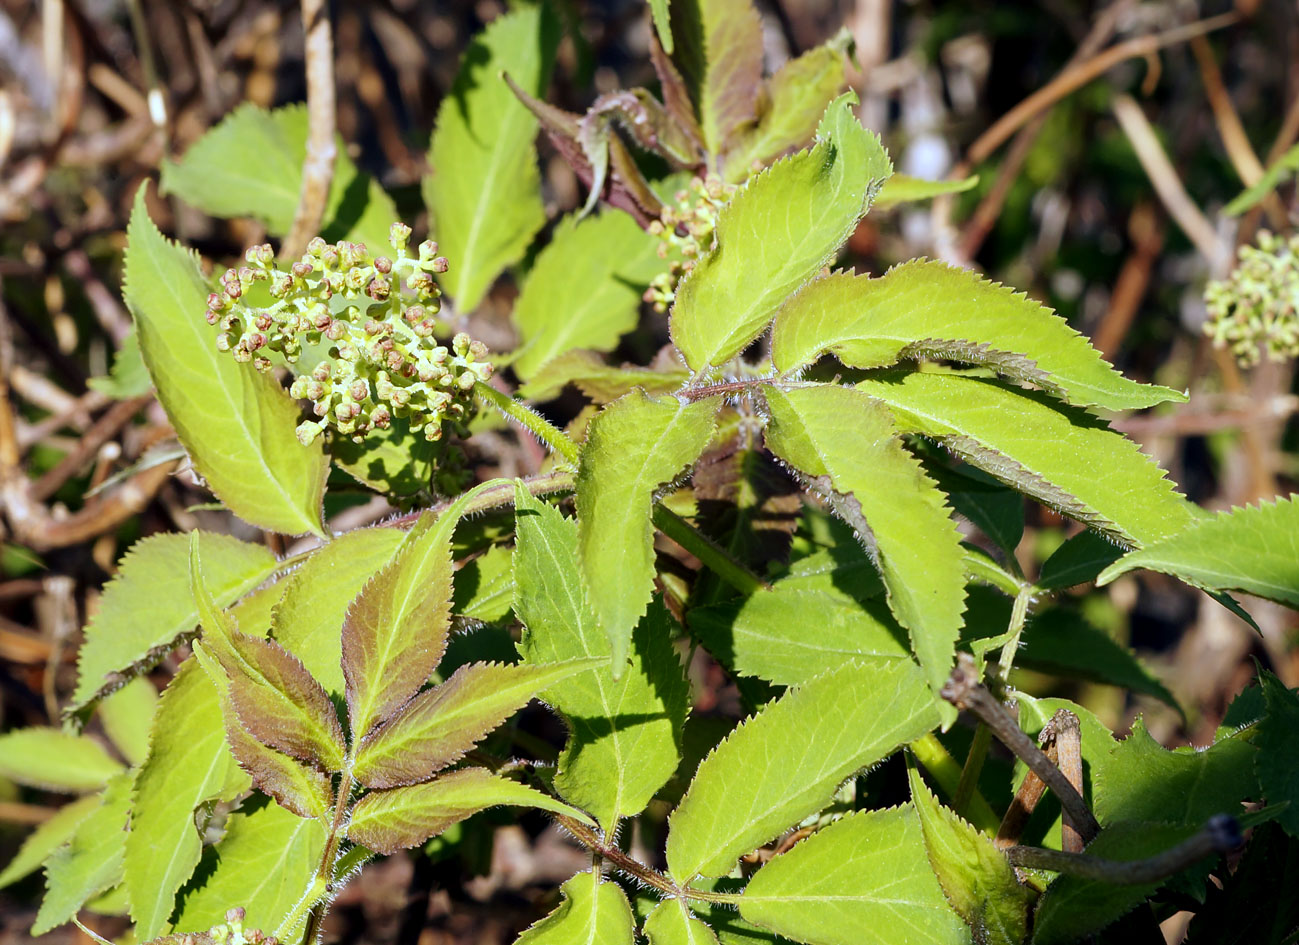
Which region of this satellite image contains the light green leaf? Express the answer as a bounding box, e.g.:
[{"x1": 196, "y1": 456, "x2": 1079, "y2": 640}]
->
[
  {"x1": 669, "y1": 0, "x2": 762, "y2": 156},
  {"x1": 670, "y1": 95, "x2": 892, "y2": 373},
  {"x1": 644, "y1": 898, "x2": 720, "y2": 945},
  {"x1": 0, "y1": 795, "x2": 100, "y2": 890},
  {"x1": 512, "y1": 211, "x2": 664, "y2": 380},
  {"x1": 1256, "y1": 671, "x2": 1299, "y2": 838},
  {"x1": 518, "y1": 349, "x2": 690, "y2": 403},
  {"x1": 908, "y1": 764, "x2": 1030, "y2": 945},
  {"x1": 0, "y1": 728, "x2": 123, "y2": 793},
  {"x1": 576, "y1": 391, "x2": 719, "y2": 668},
  {"x1": 454, "y1": 543, "x2": 515, "y2": 622},
  {"x1": 330, "y1": 417, "x2": 439, "y2": 496},
  {"x1": 872, "y1": 174, "x2": 979, "y2": 210},
  {"x1": 772, "y1": 261, "x2": 1185, "y2": 410},
  {"x1": 738, "y1": 806, "x2": 970, "y2": 945},
  {"x1": 666, "y1": 659, "x2": 940, "y2": 883},
  {"x1": 171, "y1": 800, "x2": 327, "y2": 938},
  {"x1": 515, "y1": 870, "x2": 636, "y2": 944},
  {"x1": 160, "y1": 103, "x2": 397, "y2": 249},
  {"x1": 1097, "y1": 496, "x2": 1299, "y2": 606},
  {"x1": 854, "y1": 372, "x2": 1200, "y2": 548},
  {"x1": 32, "y1": 771, "x2": 134, "y2": 935},
  {"x1": 87, "y1": 328, "x2": 151, "y2": 399},
  {"x1": 124, "y1": 188, "x2": 328, "y2": 537},
  {"x1": 515, "y1": 486, "x2": 690, "y2": 831},
  {"x1": 762, "y1": 384, "x2": 966, "y2": 698},
  {"x1": 98, "y1": 676, "x2": 158, "y2": 767},
  {"x1": 1224, "y1": 143, "x2": 1299, "y2": 215},
  {"x1": 424, "y1": 6, "x2": 559, "y2": 312},
  {"x1": 72, "y1": 531, "x2": 277, "y2": 711}
]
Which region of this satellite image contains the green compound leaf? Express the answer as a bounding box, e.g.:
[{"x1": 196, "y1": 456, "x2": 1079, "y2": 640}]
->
[
  {"x1": 353, "y1": 659, "x2": 598, "y2": 789},
  {"x1": 576, "y1": 390, "x2": 719, "y2": 670},
  {"x1": 908, "y1": 764, "x2": 1031, "y2": 945},
  {"x1": 668, "y1": 0, "x2": 763, "y2": 156},
  {"x1": 171, "y1": 800, "x2": 327, "y2": 939},
  {"x1": 670, "y1": 95, "x2": 892, "y2": 373},
  {"x1": 424, "y1": 5, "x2": 559, "y2": 312},
  {"x1": 854, "y1": 372, "x2": 1200, "y2": 548},
  {"x1": 1097, "y1": 495, "x2": 1299, "y2": 606},
  {"x1": 772, "y1": 261, "x2": 1185, "y2": 411},
  {"x1": 272, "y1": 526, "x2": 404, "y2": 697},
  {"x1": 72, "y1": 530, "x2": 277, "y2": 711},
  {"x1": 0, "y1": 728, "x2": 123, "y2": 793},
  {"x1": 124, "y1": 188, "x2": 328, "y2": 537},
  {"x1": 515, "y1": 870, "x2": 636, "y2": 945},
  {"x1": 872, "y1": 173, "x2": 980, "y2": 210},
  {"x1": 1256, "y1": 671, "x2": 1299, "y2": 838},
  {"x1": 512, "y1": 211, "x2": 664, "y2": 380},
  {"x1": 160, "y1": 103, "x2": 396, "y2": 250},
  {"x1": 762, "y1": 384, "x2": 966, "y2": 698},
  {"x1": 0, "y1": 795, "x2": 99, "y2": 890},
  {"x1": 644, "y1": 898, "x2": 720, "y2": 945},
  {"x1": 98, "y1": 677, "x2": 158, "y2": 767},
  {"x1": 515, "y1": 486, "x2": 690, "y2": 832},
  {"x1": 347, "y1": 767, "x2": 594, "y2": 855},
  {"x1": 32, "y1": 770, "x2": 135, "y2": 936},
  {"x1": 666, "y1": 659, "x2": 940, "y2": 883},
  {"x1": 738, "y1": 806, "x2": 970, "y2": 945}
]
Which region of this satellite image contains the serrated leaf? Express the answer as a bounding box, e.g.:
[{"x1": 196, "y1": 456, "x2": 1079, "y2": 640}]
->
[
  {"x1": 272, "y1": 526, "x2": 403, "y2": 696},
  {"x1": 512, "y1": 211, "x2": 664, "y2": 380},
  {"x1": 668, "y1": 0, "x2": 762, "y2": 155},
  {"x1": 1035, "y1": 531, "x2": 1121, "y2": 590},
  {"x1": 738, "y1": 806, "x2": 971, "y2": 945},
  {"x1": 424, "y1": 6, "x2": 559, "y2": 312},
  {"x1": 160, "y1": 103, "x2": 397, "y2": 249},
  {"x1": 872, "y1": 174, "x2": 980, "y2": 210},
  {"x1": 929, "y1": 464, "x2": 1025, "y2": 557},
  {"x1": 650, "y1": 0, "x2": 674, "y2": 53},
  {"x1": 908, "y1": 764, "x2": 1030, "y2": 945},
  {"x1": 518, "y1": 349, "x2": 689, "y2": 403},
  {"x1": 576, "y1": 390, "x2": 719, "y2": 669},
  {"x1": 453, "y1": 544, "x2": 515, "y2": 622},
  {"x1": 98, "y1": 677, "x2": 158, "y2": 767},
  {"x1": 1224, "y1": 142, "x2": 1299, "y2": 215},
  {"x1": 515, "y1": 486, "x2": 690, "y2": 831},
  {"x1": 32, "y1": 770, "x2": 134, "y2": 935},
  {"x1": 515, "y1": 870, "x2": 636, "y2": 944},
  {"x1": 1256, "y1": 671, "x2": 1299, "y2": 838},
  {"x1": 171, "y1": 799, "x2": 327, "y2": 938},
  {"x1": 670, "y1": 95, "x2": 892, "y2": 372},
  {"x1": 0, "y1": 795, "x2": 99, "y2": 889},
  {"x1": 347, "y1": 767, "x2": 593, "y2": 855},
  {"x1": 772, "y1": 261, "x2": 1184, "y2": 411},
  {"x1": 762, "y1": 384, "x2": 966, "y2": 697},
  {"x1": 1097, "y1": 496, "x2": 1299, "y2": 606},
  {"x1": 72, "y1": 531, "x2": 277, "y2": 711},
  {"x1": 87, "y1": 328, "x2": 151, "y2": 399},
  {"x1": 354, "y1": 659, "x2": 598, "y2": 788},
  {"x1": 124, "y1": 188, "x2": 328, "y2": 536},
  {"x1": 666, "y1": 659, "x2": 940, "y2": 882},
  {"x1": 854, "y1": 372, "x2": 1200, "y2": 548},
  {"x1": 644, "y1": 898, "x2": 720, "y2": 945},
  {"x1": 0, "y1": 728, "x2": 122, "y2": 794}
]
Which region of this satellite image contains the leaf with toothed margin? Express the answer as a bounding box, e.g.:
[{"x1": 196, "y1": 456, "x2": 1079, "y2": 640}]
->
[
  {"x1": 665, "y1": 659, "x2": 940, "y2": 883},
  {"x1": 352, "y1": 659, "x2": 600, "y2": 788},
  {"x1": 515, "y1": 871, "x2": 636, "y2": 944},
  {"x1": 0, "y1": 729, "x2": 123, "y2": 794},
  {"x1": 519, "y1": 349, "x2": 689, "y2": 403},
  {"x1": 762, "y1": 384, "x2": 966, "y2": 700},
  {"x1": 347, "y1": 767, "x2": 594, "y2": 855},
  {"x1": 576, "y1": 391, "x2": 720, "y2": 672},
  {"x1": 0, "y1": 795, "x2": 99, "y2": 890},
  {"x1": 854, "y1": 371, "x2": 1201, "y2": 548},
  {"x1": 644, "y1": 898, "x2": 720, "y2": 945},
  {"x1": 669, "y1": 94, "x2": 892, "y2": 374},
  {"x1": 771, "y1": 261, "x2": 1185, "y2": 411},
  {"x1": 667, "y1": 0, "x2": 763, "y2": 155}
]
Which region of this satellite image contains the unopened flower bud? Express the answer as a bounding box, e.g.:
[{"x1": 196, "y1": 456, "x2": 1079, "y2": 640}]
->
[{"x1": 389, "y1": 222, "x2": 412, "y2": 250}]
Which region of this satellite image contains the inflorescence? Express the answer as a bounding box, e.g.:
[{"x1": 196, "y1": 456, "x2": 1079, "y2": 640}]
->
[
  {"x1": 206, "y1": 223, "x2": 493, "y2": 445},
  {"x1": 643, "y1": 175, "x2": 736, "y2": 313},
  {"x1": 1205, "y1": 230, "x2": 1299, "y2": 367}
]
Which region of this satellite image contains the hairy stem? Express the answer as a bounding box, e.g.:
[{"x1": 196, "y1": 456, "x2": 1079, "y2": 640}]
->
[
  {"x1": 652, "y1": 504, "x2": 769, "y2": 595},
  {"x1": 953, "y1": 723, "x2": 992, "y2": 820},
  {"x1": 474, "y1": 381, "x2": 579, "y2": 467},
  {"x1": 293, "y1": 767, "x2": 355, "y2": 944},
  {"x1": 997, "y1": 586, "x2": 1033, "y2": 682}
]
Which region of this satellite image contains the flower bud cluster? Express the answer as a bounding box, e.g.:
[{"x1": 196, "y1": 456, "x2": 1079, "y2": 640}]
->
[
  {"x1": 643, "y1": 175, "x2": 736, "y2": 313},
  {"x1": 206, "y1": 223, "x2": 493, "y2": 445},
  {"x1": 1205, "y1": 230, "x2": 1299, "y2": 367}
]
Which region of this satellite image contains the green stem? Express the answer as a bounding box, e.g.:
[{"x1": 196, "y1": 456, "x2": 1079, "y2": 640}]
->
[
  {"x1": 292, "y1": 766, "x2": 355, "y2": 944},
  {"x1": 652, "y1": 505, "x2": 769, "y2": 596},
  {"x1": 996, "y1": 587, "x2": 1034, "y2": 683},
  {"x1": 474, "y1": 381, "x2": 579, "y2": 466},
  {"x1": 953, "y1": 723, "x2": 992, "y2": 819},
  {"x1": 910, "y1": 733, "x2": 1001, "y2": 834}
]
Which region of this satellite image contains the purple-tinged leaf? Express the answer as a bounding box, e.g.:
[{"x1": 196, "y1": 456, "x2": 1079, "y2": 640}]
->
[
  {"x1": 649, "y1": 33, "x2": 703, "y2": 150},
  {"x1": 353, "y1": 659, "x2": 600, "y2": 789},
  {"x1": 347, "y1": 767, "x2": 594, "y2": 855},
  {"x1": 668, "y1": 0, "x2": 763, "y2": 155}
]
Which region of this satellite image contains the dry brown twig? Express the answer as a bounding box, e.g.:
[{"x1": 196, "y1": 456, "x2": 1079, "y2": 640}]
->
[{"x1": 282, "y1": 0, "x2": 337, "y2": 259}]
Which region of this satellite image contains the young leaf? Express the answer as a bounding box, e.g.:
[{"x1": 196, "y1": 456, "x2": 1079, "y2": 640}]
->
[
  {"x1": 87, "y1": 328, "x2": 151, "y2": 399},
  {"x1": 98, "y1": 677, "x2": 158, "y2": 767},
  {"x1": 515, "y1": 486, "x2": 691, "y2": 831},
  {"x1": 854, "y1": 372, "x2": 1200, "y2": 548},
  {"x1": 0, "y1": 729, "x2": 123, "y2": 793},
  {"x1": 0, "y1": 795, "x2": 99, "y2": 889},
  {"x1": 1256, "y1": 671, "x2": 1299, "y2": 838},
  {"x1": 576, "y1": 390, "x2": 719, "y2": 669},
  {"x1": 738, "y1": 806, "x2": 970, "y2": 945},
  {"x1": 666, "y1": 659, "x2": 940, "y2": 883},
  {"x1": 32, "y1": 771, "x2": 134, "y2": 935},
  {"x1": 124, "y1": 187, "x2": 328, "y2": 537},
  {"x1": 668, "y1": 0, "x2": 762, "y2": 155},
  {"x1": 518, "y1": 349, "x2": 690, "y2": 403},
  {"x1": 453, "y1": 544, "x2": 516, "y2": 622},
  {"x1": 771, "y1": 261, "x2": 1185, "y2": 411},
  {"x1": 347, "y1": 767, "x2": 594, "y2": 855},
  {"x1": 644, "y1": 898, "x2": 720, "y2": 945},
  {"x1": 1097, "y1": 495, "x2": 1299, "y2": 606},
  {"x1": 670, "y1": 95, "x2": 892, "y2": 373},
  {"x1": 908, "y1": 764, "x2": 1031, "y2": 945},
  {"x1": 650, "y1": 0, "x2": 674, "y2": 54},
  {"x1": 353, "y1": 659, "x2": 599, "y2": 789},
  {"x1": 514, "y1": 871, "x2": 636, "y2": 945},
  {"x1": 424, "y1": 5, "x2": 559, "y2": 312},
  {"x1": 872, "y1": 173, "x2": 980, "y2": 210},
  {"x1": 762, "y1": 384, "x2": 966, "y2": 698},
  {"x1": 511, "y1": 211, "x2": 664, "y2": 380},
  {"x1": 71, "y1": 531, "x2": 277, "y2": 711}
]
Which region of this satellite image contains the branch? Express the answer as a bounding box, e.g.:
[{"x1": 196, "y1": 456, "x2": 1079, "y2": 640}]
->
[{"x1": 282, "y1": 0, "x2": 336, "y2": 260}]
